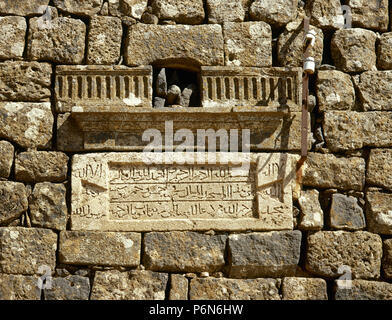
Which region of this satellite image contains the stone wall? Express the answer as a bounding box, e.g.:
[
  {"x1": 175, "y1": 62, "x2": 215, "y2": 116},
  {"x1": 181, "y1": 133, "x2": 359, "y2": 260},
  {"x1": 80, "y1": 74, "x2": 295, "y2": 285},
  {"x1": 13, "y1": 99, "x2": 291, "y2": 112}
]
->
[{"x1": 1, "y1": 0, "x2": 392, "y2": 301}]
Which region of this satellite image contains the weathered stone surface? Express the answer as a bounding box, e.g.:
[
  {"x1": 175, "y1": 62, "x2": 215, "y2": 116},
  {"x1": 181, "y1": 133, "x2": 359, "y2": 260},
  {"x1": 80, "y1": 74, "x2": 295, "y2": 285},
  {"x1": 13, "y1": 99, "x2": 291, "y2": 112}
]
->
[
  {"x1": 156, "y1": 68, "x2": 167, "y2": 97},
  {"x1": 223, "y1": 22, "x2": 271, "y2": 67},
  {"x1": 383, "y1": 239, "x2": 392, "y2": 279},
  {"x1": 152, "y1": 0, "x2": 205, "y2": 24},
  {"x1": 0, "y1": 0, "x2": 50, "y2": 16},
  {"x1": 87, "y1": 16, "x2": 122, "y2": 65},
  {"x1": 0, "y1": 141, "x2": 14, "y2": 179},
  {"x1": 277, "y1": 20, "x2": 323, "y2": 68},
  {"x1": 378, "y1": 33, "x2": 392, "y2": 70},
  {"x1": 298, "y1": 189, "x2": 323, "y2": 230},
  {"x1": 305, "y1": 0, "x2": 344, "y2": 30},
  {"x1": 366, "y1": 192, "x2": 392, "y2": 235},
  {"x1": 331, "y1": 29, "x2": 377, "y2": 73},
  {"x1": 207, "y1": 0, "x2": 245, "y2": 24},
  {"x1": 15, "y1": 152, "x2": 68, "y2": 183},
  {"x1": 306, "y1": 231, "x2": 382, "y2": 279},
  {"x1": 250, "y1": 0, "x2": 298, "y2": 26},
  {"x1": 169, "y1": 274, "x2": 188, "y2": 300},
  {"x1": 330, "y1": 194, "x2": 365, "y2": 231},
  {"x1": 29, "y1": 183, "x2": 67, "y2": 231},
  {"x1": 57, "y1": 113, "x2": 84, "y2": 152},
  {"x1": 28, "y1": 17, "x2": 86, "y2": 64},
  {"x1": 0, "y1": 227, "x2": 57, "y2": 275},
  {"x1": 44, "y1": 275, "x2": 90, "y2": 300},
  {"x1": 281, "y1": 277, "x2": 328, "y2": 300},
  {"x1": 323, "y1": 112, "x2": 392, "y2": 151},
  {"x1": 53, "y1": 0, "x2": 102, "y2": 16},
  {"x1": 0, "y1": 182, "x2": 28, "y2": 225},
  {"x1": 91, "y1": 270, "x2": 168, "y2": 300},
  {"x1": 0, "y1": 274, "x2": 41, "y2": 300},
  {"x1": 316, "y1": 70, "x2": 355, "y2": 111},
  {"x1": 200, "y1": 67, "x2": 302, "y2": 110},
  {"x1": 190, "y1": 277, "x2": 281, "y2": 300},
  {"x1": 55, "y1": 65, "x2": 153, "y2": 112},
  {"x1": 0, "y1": 102, "x2": 53, "y2": 149},
  {"x1": 303, "y1": 153, "x2": 365, "y2": 191},
  {"x1": 367, "y1": 149, "x2": 392, "y2": 191},
  {"x1": 347, "y1": 0, "x2": 389, "y2": 32},
  {"x1": 0, "y1": 17, "x2": 26, "y2": 60},
  {"x1": 166, "y1": 85, "x2": 181, "y2": 105},
  {"x1": 108, "y1": 0, "x2": 148, "y2": 19},
  {"x1": 125, "y1": 24, "x2": 224, "y2": 68},
  {"x1": 356, "y1": 71, "x2": 392, "y2": 111},
  {"x1": 0, "y1": 61, "x2": 52, "y2": 102},
  {"x1": 228, "y1": 231, "x2": 302, "y2": 278},
  {"x1": 143, "y1": 232, "x2": 226, "y2": 273},
  {"x1": 335, "y1": 279, "x2": 392, "y2": 300},
  {"x1": 59, "y1": 231, "x2": 141, "y2": 267},
  {"x1": 70, "y1": 153, "x2": 298, "y2": 232}
]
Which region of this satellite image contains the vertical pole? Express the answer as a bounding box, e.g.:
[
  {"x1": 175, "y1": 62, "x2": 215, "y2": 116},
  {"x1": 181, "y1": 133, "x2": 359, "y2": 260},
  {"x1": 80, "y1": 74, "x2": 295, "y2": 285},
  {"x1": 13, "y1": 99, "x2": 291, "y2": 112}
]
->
[{"x1": 301, "y1": 17, "x2": 310, "y2": 159}]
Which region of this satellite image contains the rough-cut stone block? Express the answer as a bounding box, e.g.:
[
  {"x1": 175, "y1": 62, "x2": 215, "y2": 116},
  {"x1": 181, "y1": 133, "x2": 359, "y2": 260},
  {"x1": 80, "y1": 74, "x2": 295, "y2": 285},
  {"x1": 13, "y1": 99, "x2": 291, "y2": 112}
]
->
[
  {"x1": 0, "y1": 102, "x2": 53, "y2": 149},
  {"x1": 378, "y1": 33, "x2": 392, "y2": 70},
  {"x1": 44, "y1": 275, "x2": 90, "y2": 300},
  {"x1": 347, "y1": 0, "x2": 389, "y2": 32},
  {"x1": 108, "y1": 0, "x2": 148, "y2": 19},
  {"x1": 0, "y1": 182, "x2": 28, "y2": 225},
  {"x1": 305, "y1": 0, "x2": 344, "y2": 30},
  {"x1": 169, "y1": 274, "x2": 188, "y2": 300},
  {"x1": 316, "y1": 70, "x2": 355, "y2": 111},
  {"x1": 91, "y1": 270, "x2": 168, "y2": 300},
  {"x1": 29, "y1": 183, "x2": 68, "y2": 231},
  {"x1": 335, "y1": 279, "x2": 392, "y2": 300},
  {"x1": 0, "y1": 227, "x2": 57, "y2": 275},
  {"x1": 0, "y1": 141, "x2": 14, "y2": 179},
  {"x1": 59, "y1": 231, "x2": 141, "y2": 267},
  {"x1": 0, "y1": 0, "x2": 50, "y2": 16},
  {"x1": 331, "y1": 29, "x2": 377, "y2": 73},
  {"x1": 366, "y1": 192, "x2": 392, "y2": 235},
  {"x1": 70, "y1": 153, "x2": 298, "y2": 232},
  {"x1": 15, "y1": 152, "x2": 68, "y2": 183},
  {"x1": 383, "y1": 239, "x2": 392, "y2": 279},
  {"x1": 0, "y1": 16, "x2": 26, "y2": 60},
  {"x1": 152, "y1": 0, "x2": 204, "y2": 24},
  {"x1": 250, "y1": 0, "x2": 298, "y2": 26},
  {"x1": 298, "y1": 189, "x2": 323, "y2": 230},
  {"x1": 306, "y1": 231, "x2": 382, "y2": 279},
  {"x1": 143, "y1": 232, "x2": 226, "y2": 273},
  {"x1": 190, "y1": 277, "x2": 281, "y2": 300},
  {"x1": 367, "y1": 149, "x2": 392, "y2": 191},
  {"x1": 125, "y1": 24, "x2": 224, "y2": 68},
  {"x1": 278, "y1": 20, "x2": 323, "y2": 68},
  {"x1": 0, "y1": 274, "x2": 41, "y2": 300},
  {"x1": 87, "y1": 16, "x2": 122, "y2": 65},
  {"x1": 28, "y1": 17, "x2": 86, "y2": 64},
  {"x1": 207, "y1": 0, "x2": 245, "y2": 23},
  {"x1": 356, "y1": 71, "x2": 392, "y2": 111},
  {"x1": 223, "y1": 22, "x2": 271, "y2": 67},
  {"x1": 330, "y1": 194, "x2": 365, "y2": 231},
  {"x1": 0, "y1": 61, "x2": 52, "y2": 102},
  {"x1": 323, "y1": 112, "x2": 392, "y2": 151},
  {"x1": 55, "y1": 65, "x2": 153, "y2": 112},
  {"x1": 303, "y1": 153, "x2": 365, "y2": 191},
  {"x1": 228, "y1": 231, "x2": 302, "y2": 278},
  {"x1": 53, "y1": 0, "x2": 102, "y2": 15},
  {"x1": 281, "y1": 277, "x2": 328, "y2": 300}
]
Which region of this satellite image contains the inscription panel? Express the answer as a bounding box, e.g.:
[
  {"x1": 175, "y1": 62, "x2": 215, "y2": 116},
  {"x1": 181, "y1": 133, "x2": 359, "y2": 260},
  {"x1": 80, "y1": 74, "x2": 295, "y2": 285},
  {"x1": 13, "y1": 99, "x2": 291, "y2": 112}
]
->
[{"x1": 71, "y1": 153, "x2": 299, "y2": 231}]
